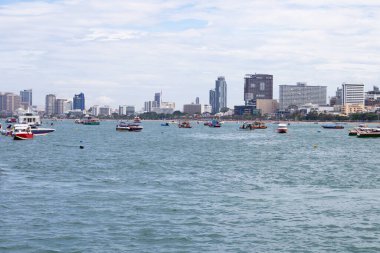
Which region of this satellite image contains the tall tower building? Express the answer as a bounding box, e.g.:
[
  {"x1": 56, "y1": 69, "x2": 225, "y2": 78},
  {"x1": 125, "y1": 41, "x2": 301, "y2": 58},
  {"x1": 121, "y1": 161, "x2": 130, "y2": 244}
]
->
[
  {"x1": 215, "y1": 76, "x2": 227, "y2": 113},
  {"x1": 154, "y1": 92, "x2": 161, "y2": 108},
  {"x1": 73, "y1": 92, "x2": 85, "y2": 110},
  {"x1": 1, "y1": 93, "x2": 21, "y2": 114},
  {"x1": 342, "y1": 83, "x2": 365, "y2": 105},
  {"x1": 244, "y1": 74, "x2": 273, "y2": 106},
  {"x1": 20, "y1": 89, "x2": 32, "y2": 107},
  {"x1": 209, "y1": 89, "x2": 216, "y2": 114},
  {"x1": 195, "y1": 97, "x2": 200, "y2": 104},
  {"x1": 45, "y1": 94, "x2": 56, "y2": 116}
]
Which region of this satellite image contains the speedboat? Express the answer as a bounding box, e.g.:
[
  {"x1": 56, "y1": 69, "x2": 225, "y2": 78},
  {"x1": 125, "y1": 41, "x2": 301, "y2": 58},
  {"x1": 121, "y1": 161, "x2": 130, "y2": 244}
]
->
[
  {"x1": 239, "y1": 122, "x2": 254, "y2": 130},
  {"x1": 116, "y1": 121, "x2": 129, "y2": 131},
  {"x1": 126, "y1": 123, "x2": 143, "y2": 132},
  {"x1": 161, "y1": 122, "x2": 170, "y2": 126},
  {"x1": 277, "y1": 123, "x2": 288, "y2": 133},
  {"x1": 209, "y1": 119, "x2": 221, "y2": 128},
  {"x1": 29, "y1": 125, "x2": 55, "y2": 135},
  {"x1": 252, "y1": 121, "x2": 267, "y2": 129},
  {"x1": 178, "y1": 121, "x2": 192, "y2": 128},
  {"x1": 12, "y1": 124, "x2": 34, "y2": 140}
]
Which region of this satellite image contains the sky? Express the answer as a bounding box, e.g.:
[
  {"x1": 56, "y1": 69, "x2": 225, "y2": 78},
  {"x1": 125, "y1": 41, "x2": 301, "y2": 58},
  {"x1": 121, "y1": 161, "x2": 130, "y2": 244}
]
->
[{"x1": 1, "y1": 0, "x2": 380, "y2": 110}]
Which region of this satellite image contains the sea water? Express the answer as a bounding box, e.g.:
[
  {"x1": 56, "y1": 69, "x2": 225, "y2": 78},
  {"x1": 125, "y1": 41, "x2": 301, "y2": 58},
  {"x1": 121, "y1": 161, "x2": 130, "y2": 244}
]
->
[{"x1": 0, "y1": 121, "x2": 379, "y2": 252}]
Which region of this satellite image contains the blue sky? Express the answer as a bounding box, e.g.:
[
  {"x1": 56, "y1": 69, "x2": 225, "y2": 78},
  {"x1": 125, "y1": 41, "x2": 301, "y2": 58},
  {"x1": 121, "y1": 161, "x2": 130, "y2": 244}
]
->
[{"x1": 1, "y1": 0, "x2": 380, "y2": 109}]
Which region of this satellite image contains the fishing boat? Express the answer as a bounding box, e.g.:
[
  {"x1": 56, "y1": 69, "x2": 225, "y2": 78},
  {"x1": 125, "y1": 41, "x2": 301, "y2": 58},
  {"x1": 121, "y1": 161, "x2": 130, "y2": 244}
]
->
[
  {"x1": 277, "y1": 123, "x2": 288, "y2": 133},
  {"x1": 321, "y1": 123, "x2": 344, "y2": 129},
  {"x1": 12, "y1": 124, "x2": 34, "y2": 140},
  {"x1": 239, "y1": 122, "x2": 254, "y2": 130},
  {"x1": 116, "y1": 121, "x2": 129, "y2": 131},
  {"x1": 356, "y1": 128, "x2": 380, "y2": 138},
  {"x1": 252, "y1": 121, "x2": 267, "y2": 129},
  {"x1": 82, "y1": 116, "x2": 100, "y2": 125},
  {"x1": 178, "y1": 121, "x2": 192, "y2": 128},
  {"x1": 133, "y1": 116, "x2": 141, "y2": 123}
]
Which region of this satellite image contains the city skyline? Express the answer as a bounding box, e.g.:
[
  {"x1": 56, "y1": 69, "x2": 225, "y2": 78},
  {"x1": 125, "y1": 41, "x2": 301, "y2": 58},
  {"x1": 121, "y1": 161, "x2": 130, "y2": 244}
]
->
[{"x1": 1, "y1": 1, "x2": 380, "y2": 108}]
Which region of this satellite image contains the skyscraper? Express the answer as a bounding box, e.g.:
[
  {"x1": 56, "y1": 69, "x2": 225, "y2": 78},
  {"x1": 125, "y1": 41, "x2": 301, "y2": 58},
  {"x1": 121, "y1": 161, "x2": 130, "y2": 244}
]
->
[
  {"x1": 20, "y1": 89, "x2": 32, "y2": 107},
  {"x1": 209, "y1": 89, "x2": 216, "y2": 114},
  {"x1": 244, "y1": 74, "x2": 273, "y2": 106},
  {"x1": 45, "y1": 94, "x2": 56, "y2": 116},
  {"x1": 55, "y1": 99, "x2": 67, "y2": 115},
  {"x1": 215, "y1": 76, "x2": 227, "y2": 113},
  {"x1": 73, "y1": 93, "x2": 85, "y2": 110},
  {"x1": 154, "y1": 92, "x2": 161, "y2": 108},
  {"x1": 195, "y1": 97, "x2": 200, "y2": 104}
]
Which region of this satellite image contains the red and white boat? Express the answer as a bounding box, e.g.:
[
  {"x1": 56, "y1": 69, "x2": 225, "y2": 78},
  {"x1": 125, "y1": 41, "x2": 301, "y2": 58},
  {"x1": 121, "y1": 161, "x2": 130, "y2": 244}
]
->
[
  {"x1": 277, "y1": 123, "x2": 288, "y2": 133},
  {"x1": 12, "y1": 124, "x2": 34, "y2": 140}
]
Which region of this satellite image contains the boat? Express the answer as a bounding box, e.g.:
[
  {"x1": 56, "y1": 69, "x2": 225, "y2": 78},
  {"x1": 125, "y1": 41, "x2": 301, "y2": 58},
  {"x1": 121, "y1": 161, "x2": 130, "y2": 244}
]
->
[
  {"x1": 252, "y1": 121, "x2": 267, "y2": 129},
  {"x1": 125, "y1": 123, "x2": 143, "y2": 132},
  {"x1": 133, "y1": 116, "x2": 141, "y2": 123},
  {"x1": 161, "y1": 122, "x2": 170, "y2": 126},
  {"x1": 321, "y1": 123, "x2": 344, "y2": 129},
  {"x1": 82, "y1": 116, "x2": 100, "y2": 125},
  {"x1": 5, "y1": 117, "x2": 17, "y2": 123},
  {"x1": 348, "y1": 124, "x2": 369, "y2": 136},
  {"x1": 18, "y1": 112, "x2": 42, "y2": 126},
  {"x1": 29, "y1": 125, "x2": 55, "y2": 135},
  {"x1": 12, "y1": 124, "x2": 34, "y2": 140},
  {"x1": 209, "y1": 119, "x2": 221, "y2": 128},
  {"x1": 74, "y1": 119, "x2": 82, "y2": 124},
  {"x1": 239, "y1": 122, "x2": 254, "y2": 130},
  {"x1": 116, "y1": 121, "x2": 129, "y2": 131},
  {"x1": 277, "y1": 123, "x2": 288, "y2": 133},
  {"x1": 178, "y1": 121, "x2": 192, "y2": 128},
  {"x1": 357, "y1": 128, "x2": 380, "y2": 138}
]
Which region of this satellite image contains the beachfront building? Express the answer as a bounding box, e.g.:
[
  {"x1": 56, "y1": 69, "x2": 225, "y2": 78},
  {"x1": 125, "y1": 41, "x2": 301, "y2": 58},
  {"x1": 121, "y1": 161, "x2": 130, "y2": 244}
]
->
[{"x1": 279, "y1": 82, "x2": 327, "y2": 111}]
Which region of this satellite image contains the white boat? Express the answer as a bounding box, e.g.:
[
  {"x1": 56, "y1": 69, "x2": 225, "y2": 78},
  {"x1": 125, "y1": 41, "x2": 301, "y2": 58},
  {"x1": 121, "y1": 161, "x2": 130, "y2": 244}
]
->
[
  {"x1": 18, "y1": 113, "x2": 55, "y2": 135},
  {"x1": 277, "y1": 123, "x2": 288, "y2": 133},
  {"x1": 18, "y1": 113, "x2": 42, "y2": 126}
]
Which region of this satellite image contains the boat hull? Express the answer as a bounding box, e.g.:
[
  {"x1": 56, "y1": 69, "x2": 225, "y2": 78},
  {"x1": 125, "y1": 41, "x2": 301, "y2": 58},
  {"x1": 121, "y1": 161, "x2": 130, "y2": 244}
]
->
[
  {"x1": 31, "y1": 128, "x2": 55, "y2": 135},
  {"x1": 83, "y1": 122, "x2": 100, "y2": 125},
  {"x1": 13, "y1": 133, "x2": 34, "y2": 140},
  {"x1": 277, "y1": 129, "x2": 287, "y2": 133}
]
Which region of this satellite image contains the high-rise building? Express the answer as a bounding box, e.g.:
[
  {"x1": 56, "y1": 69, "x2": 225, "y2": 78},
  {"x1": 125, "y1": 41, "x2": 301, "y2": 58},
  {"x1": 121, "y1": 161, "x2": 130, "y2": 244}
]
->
[
  {"x1": 0, "y1": 93, "x2": 21, "y2": 114},
  {"x1": 64, "y1": 100, "x2": 72, "y2": 113},
  {"x1": 144, "y1": 101, "x2": 158, "y2": 112},
  {"x1": 20, "y1": 89, "x2": 32, "y2": 107},
  {"x1": 195, "y1": 97, "x2": 200, "y2": 104},
  {"x1": 183, "y1": 103, "x2": 202, "y2": 114},
  {"x1": 244, "y1": 74, "x2": 273, "y2": 106},
  {"x1": 73, "y1": 92, "x2": 85, "y2": 110},
  {"x1": 209, "y1": 90, "x2": 216, "y2": 114},
  {"x1": 342, "y1": 83, "x2": 365, "y2": 105},
  {"x1": 99, "y1": 106, "x2": 111, "y2": 116},
  {"x1": 279, "y1": 82, "x2": 327, "y2": 110},
  {"x1": 119, "y1": 105, "x2": 136, "y2": 115},
  {"x1": 209, "y1": 76, "x2": 227, "y2": 114},
  {"x1": 215, "y1": 76, "x2": 227, "y2": 113},
  {"x1": 154, "y1": 92, "x2": 161, "y2": 108},
  {"x1": 45, "y1": 94, "x2": 56, "y2": 116},
  {"x1": 55, "y1": 99, "x2": 67, "y2": 115}
]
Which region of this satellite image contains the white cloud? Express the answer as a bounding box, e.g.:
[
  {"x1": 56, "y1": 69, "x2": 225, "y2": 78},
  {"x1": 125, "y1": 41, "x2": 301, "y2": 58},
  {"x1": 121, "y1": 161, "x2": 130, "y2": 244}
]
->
[{"x1": 0, "y1": 0, "x2": 380, "y2": 108}]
